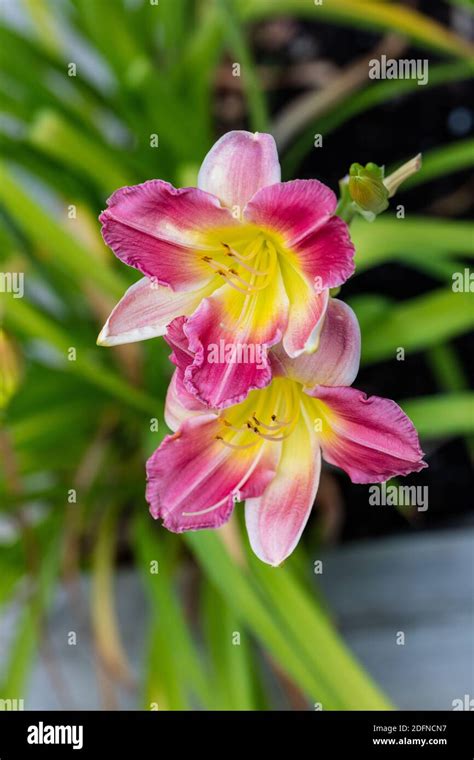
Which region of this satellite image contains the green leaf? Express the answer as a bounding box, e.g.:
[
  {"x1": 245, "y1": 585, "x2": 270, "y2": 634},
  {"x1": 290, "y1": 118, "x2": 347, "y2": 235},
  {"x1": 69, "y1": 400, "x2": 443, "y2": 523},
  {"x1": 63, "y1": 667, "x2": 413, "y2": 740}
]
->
[
  {"x1": 359, "y1": 289, "x2": 474, "y2": 364},
  {"x1": 0, "y1": 162, "x2": 125, "y2": 299},
  {"x1": 28, "y1": 110, "x2": 133, "y2": 194},
  {"x1": 351, "y1": 215, "x2": 474, "y2": 272},
  {"x1": 133, "y1": 516, "x2": 213, "y2": 709},
  {"x1": 246, "y1": 548, "x2": 393, "y2": 710},
  {"x1": 202, "y1": 582, "x2": 257, "y2": 710},
  {"x1": 186, "y1": 530, "x2": 391, "y2": 709},
  {"x1": 401, "y1": 393, "x2": 474, "y2": 438},
  {"x1": 4, "y1": 298, "x2": 159, "y2": 415}
]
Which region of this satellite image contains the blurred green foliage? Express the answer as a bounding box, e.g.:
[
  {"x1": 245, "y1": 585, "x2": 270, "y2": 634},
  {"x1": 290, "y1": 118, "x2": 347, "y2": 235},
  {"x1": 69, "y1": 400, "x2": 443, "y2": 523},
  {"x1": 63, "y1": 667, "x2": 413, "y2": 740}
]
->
[{"x1": 0, "y1": 0, "x2": 473, "y2": 710}]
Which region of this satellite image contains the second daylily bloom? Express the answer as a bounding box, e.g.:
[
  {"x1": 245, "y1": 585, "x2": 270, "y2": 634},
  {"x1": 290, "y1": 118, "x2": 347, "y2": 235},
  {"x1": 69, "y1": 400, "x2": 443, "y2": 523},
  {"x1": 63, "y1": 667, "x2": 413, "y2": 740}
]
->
[
  {"x1": 146, "y1": 299, "x2": 427, "y2": 566},
  {"x1": 98, "y1": 130, "x2": 355, "y2": 408}
]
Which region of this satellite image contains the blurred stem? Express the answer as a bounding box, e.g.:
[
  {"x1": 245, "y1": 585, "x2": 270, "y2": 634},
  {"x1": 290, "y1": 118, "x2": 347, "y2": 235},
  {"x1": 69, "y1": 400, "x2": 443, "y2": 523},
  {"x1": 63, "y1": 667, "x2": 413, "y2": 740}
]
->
[
  {"x1": 91, "y1": 504, "x2": 134, "y2": 689},
  {"x1": 427, "y1": 344, "x2": 474, "y2": 460},
  {"x1": 23, "y1": 0, "x2": 60, "y2": 53},
  {"x1": 133, "y1": 516, "x2": 213, "y2": 709},
  {"x1": 281, "y1": 62, "x2": 473, "y2": 177},
  {"x1": 336, "y1": 178, "x2": 356, "y2": 225},
  {"x1": 237, "y1": 0, "x2": 474, "y2": 58},
  {"x1": 0, "y1": 513, "x2": 63, "y2": 699},
  {"x1": 72, "y1": 0, "x2": 143, "y2": 80},
  {"x1": 0, "y1": 426, "x2": 42, "y2": 570},
  {"x1": 218, "y1": 0, "x2": 269, "y2": 132},
  {"x1": 144, "y1": 614, "x2": 185, "y2": 711},
  {"x1": 273, "y1": 34, "x2": 406, "y2": 151},
  {"x1": 63, "y1": 415, "x2": 117, "y2": 582},
  {"x1": 202, "y1": 582, "x2": 256, "y2": 710}
]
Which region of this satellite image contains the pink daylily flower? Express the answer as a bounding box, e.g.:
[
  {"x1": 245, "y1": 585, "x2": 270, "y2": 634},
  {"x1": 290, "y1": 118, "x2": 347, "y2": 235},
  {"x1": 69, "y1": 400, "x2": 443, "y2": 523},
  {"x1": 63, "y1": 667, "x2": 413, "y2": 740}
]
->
[
  {"x1": 146, "y1": 299, "x2": 427, "y2": 566},
  {"x1": 97, "y1": 131, "x2": 355, "y2": 408}
]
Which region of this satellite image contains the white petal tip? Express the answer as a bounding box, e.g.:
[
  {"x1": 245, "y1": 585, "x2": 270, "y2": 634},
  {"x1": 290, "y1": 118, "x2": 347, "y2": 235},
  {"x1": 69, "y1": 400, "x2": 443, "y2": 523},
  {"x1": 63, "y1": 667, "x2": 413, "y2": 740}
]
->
[
  {"x1": 96, "y1": 328, "x2": 109, "y2": 346},
  {"x1": 96, "y1": 325, "x2": 117, "y2": 346}
]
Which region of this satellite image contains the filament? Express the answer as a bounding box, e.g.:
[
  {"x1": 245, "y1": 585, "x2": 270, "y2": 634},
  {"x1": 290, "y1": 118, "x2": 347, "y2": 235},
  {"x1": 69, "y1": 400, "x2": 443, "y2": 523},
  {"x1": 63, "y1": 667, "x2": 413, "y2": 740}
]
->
[{"x1": 216, "y1": 438, "x2": 260, "y2": 450}]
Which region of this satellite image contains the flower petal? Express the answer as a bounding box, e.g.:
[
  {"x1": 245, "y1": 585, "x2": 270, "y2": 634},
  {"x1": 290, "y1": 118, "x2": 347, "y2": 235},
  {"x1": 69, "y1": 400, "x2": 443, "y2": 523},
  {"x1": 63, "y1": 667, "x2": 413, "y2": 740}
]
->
[
  {"x1": 146, "y1": 415, "x2": 277, "y2": 532},
  {"x1": 290, "y1": 216, "x2": 355, "y2": 290},
  {"x1": 244, "y1": 179, "x2": 336, "y2": 244},
  {"x1": 164, "y1": 369, "x2": 208, "y2": 432},
  {"x1": 245, "y1": 413, "x2": 321, "y2": 566},
  {"x1": 182, "y1": 273, "x2": 289, "y2": 408},
  {"x1": 308, "y1": 386, "x2": 427, "y2": 483},
  {"x1": 272, "y1": 298, "x2": 361, "y2": 387},
  {"x1": 97, "y1": 278, "x2": 216, "y2": 346},
  {"x1": 100, "y1": 180, "x2": 235, "y2": 290},
  {"x1": 245, "y1": 181, "x2": 355, "y2": 290},
  {"x1": 165, "y1": 316, "x2": 194, "y2": 372},
  {"x1": 279, "y1": 259, "x2": 329, "y2": 357},
  {"x1": 198, "y1": 131, "x2": 280, "y2": 211}
]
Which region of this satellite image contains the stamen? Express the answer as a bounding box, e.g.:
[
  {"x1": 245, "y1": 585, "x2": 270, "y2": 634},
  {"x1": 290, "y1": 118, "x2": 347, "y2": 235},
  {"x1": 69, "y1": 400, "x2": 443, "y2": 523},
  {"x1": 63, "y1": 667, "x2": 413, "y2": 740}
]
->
[
  {"x1": 218, "y1": 439, "x2": 260, "y2": 450},
  {"x1": 224, "y1": 279, "x2": 268, "y2": 295},
  {"x1": 252, "y1": 414, "x2": 286, "y2": 432},
  {"x1": 225, "y1": 246, "x2": 272, "y2": 276},
  {"x1": 255, "y1": 429, "x2": 295, "y2": 442},
  {"x1": 202, "y1": 257, "x2": 264, "y2": 291},
  {"x1": 222, "y1": 419, "x2": 249, "y2": 433},
  {"x1": 182, "y1": 495, "x2": 230, "y2": 517},
  {"x1": 221, "y1": 237, "x2": 264, "y2": 262},
  {"x1": 253, "y1": 382, "x2": 301, "y2": 443}
]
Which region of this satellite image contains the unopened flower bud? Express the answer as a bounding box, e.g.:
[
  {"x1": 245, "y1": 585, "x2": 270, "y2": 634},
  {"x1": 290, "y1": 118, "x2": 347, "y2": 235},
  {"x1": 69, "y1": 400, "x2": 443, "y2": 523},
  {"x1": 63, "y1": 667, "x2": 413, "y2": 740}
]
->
[{"x1": 348, "y1": 162, "x2": 389, "y2": 215}]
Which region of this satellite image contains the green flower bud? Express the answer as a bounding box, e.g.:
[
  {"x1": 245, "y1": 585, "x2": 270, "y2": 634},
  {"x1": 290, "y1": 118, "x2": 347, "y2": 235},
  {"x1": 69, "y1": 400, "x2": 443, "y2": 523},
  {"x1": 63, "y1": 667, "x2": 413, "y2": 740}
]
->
[{"x1": 348, "y1": 162, "x2": 389, "y2": 216}]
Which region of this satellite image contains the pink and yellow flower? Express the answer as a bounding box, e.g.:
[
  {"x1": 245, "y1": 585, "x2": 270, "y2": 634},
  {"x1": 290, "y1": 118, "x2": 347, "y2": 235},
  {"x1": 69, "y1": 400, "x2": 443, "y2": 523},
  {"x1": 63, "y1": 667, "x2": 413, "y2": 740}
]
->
[
  {"x1": 146, "y1": 299, "x2": 427, "y2": 566},
  {"x1": 98, "y1": 131, "x2": 355, "y2": 408}
]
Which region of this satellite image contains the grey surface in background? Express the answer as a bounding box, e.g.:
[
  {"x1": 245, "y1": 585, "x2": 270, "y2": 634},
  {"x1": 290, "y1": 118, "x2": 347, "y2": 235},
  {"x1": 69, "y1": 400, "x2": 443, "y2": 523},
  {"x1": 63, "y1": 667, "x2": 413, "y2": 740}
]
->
[
  {"x1": 318, "y1": 526, "x2": 474, "y2": 711},
  {"x1": 1, "y1": 527, "x2": 472, "y2": 710}
]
